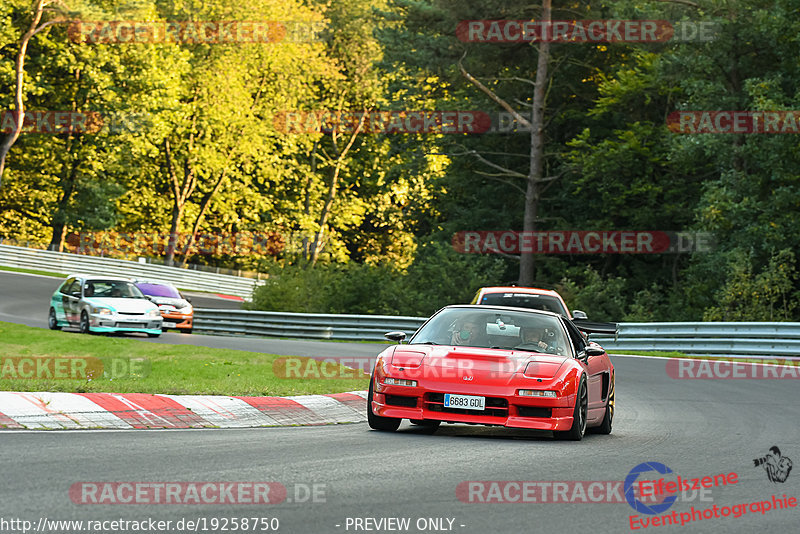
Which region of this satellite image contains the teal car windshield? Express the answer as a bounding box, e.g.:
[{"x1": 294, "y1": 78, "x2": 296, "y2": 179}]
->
[{"x1": 84, "y1": 280, "x2": 145, "y2": 299}]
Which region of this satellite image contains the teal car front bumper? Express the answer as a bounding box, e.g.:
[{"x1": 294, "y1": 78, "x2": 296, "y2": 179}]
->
[{"x1": 85, "y1": 309, "x2": 162, "y2": 334}]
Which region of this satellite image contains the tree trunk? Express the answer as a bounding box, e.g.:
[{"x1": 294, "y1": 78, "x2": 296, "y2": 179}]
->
[
  {"x1": 48, "y1": 78, "x2": 83, "y2": 253},
  {"x1": 308, "y1": 165, "x2": 341, "y2": 266},
  {"x1": 162, "y1": 139, "x2": 195, "y2": 265},
  {"x1": 0, "y1": 0, "x2": 48, "y2": 188},
  {"x1": 301, "y1": 140, "x2": 319, "y2": 263},
  {"x1": 178, "y1": 167, "x2": 228, "y2": 268},
  {"x1": 307, "y1": 113, "x2": 367, "y2": 267},
  {"x1": 165, "y1": 203, "x2": 183, "y2": 265},
  {"x1": 518, "y1": 0, "x2": 551, "y2": 286}
]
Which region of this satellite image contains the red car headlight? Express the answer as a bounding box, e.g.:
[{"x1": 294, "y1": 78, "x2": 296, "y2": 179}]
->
[
  {"x1": 384, "y1": 378, "x2": 417, "y2": 387},
  {"x1": 518, "y1": 389, "x2": 558, "y2": 398}
]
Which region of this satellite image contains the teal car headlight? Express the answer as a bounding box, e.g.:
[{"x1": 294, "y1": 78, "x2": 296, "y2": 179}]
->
[
  {"x1": 146, "y1": 309, "x2": 162, "y2": 318},
  {"x1": 91, "y1": 307, "x2": 112, "y2": 315}
]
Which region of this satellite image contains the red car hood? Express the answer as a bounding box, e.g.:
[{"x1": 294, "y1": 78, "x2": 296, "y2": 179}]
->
[{"x1": 390, "y1": 345, "x2": 567, "y2": 381}]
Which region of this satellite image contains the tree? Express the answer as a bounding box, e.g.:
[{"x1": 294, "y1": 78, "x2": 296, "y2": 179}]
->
[{"x1": 0, "y1": 0, "x2": 71, "y2": 188}]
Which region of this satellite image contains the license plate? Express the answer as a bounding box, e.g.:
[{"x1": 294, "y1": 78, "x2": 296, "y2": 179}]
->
[
  {"x1": 444, "y1": 394, "x2": 485, "y2": 411},
  {"x1": 162, "y1": 322, "x2": 176, "y2": 328}
]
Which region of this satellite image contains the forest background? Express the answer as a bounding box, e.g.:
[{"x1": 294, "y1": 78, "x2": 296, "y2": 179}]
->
[{"x1": 1, "y1": 0, "x2": 798, "y2": 322}]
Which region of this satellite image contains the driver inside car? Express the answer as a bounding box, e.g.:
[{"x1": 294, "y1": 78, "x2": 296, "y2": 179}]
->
[
  {"x1": 520, "y1": 326, "x2": 550, "y2": 350},
  {"x1": 519, "y1": 325, "x2": 566, "y2": 354},
  {"x1": 451, "y1": 317, "x2": 485, "y2": 346}
]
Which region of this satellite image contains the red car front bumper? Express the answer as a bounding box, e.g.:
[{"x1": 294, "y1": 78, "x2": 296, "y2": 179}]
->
[{"x1": 371, "y1": 381, "x2": 576, "y2": 431}]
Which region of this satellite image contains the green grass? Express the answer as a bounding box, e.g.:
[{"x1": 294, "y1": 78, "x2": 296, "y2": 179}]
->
[
  {"x1": 0, "y1": 321, "x2": 370, "y2": 396},
  {"x1": 0, "y1": 265, "x2": 63, "y2": 278},
  {"x1": 608, "y1": 350, "x2": 799, "y2": 365}
]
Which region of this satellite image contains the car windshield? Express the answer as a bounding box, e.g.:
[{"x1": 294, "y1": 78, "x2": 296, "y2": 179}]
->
[
  {"x1": 84, "y1": 280, "x2": 144, "y2": 299},
  {"x1": 136, "y1": 282, "x2": 181, "y2": 299},
  {"x1": 409, "y1": 307, "x2": 569, "y2": 353},
  {"x1": 478, "y1": 292, "x2": 569, "y2": 317}
]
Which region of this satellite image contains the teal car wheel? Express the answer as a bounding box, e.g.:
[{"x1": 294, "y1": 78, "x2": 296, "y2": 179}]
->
[
  {"x1": 48, "y1": 308, "x2": 61, "y2": 330},
  {"x1": 79, "y1": 311, "x2": 91, "y2": 334}
]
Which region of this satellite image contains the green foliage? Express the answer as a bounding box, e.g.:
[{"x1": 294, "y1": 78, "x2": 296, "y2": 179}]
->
[
  {"x1": 3, "y1": 0, "x2": 800, "y2": 320},
  {"x1": 248, "y1": 240, "x2": 506, "y2": 316},
  {"x1": 704, "y1": 250, "x2": 798, "y2": 321},
  {"x1": 556, "y1": 267, "x2": 628, "y2": 323}
]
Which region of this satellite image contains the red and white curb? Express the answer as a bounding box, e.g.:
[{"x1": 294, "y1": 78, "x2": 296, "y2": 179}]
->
[{"x1": 0, "y1": 391, "x2": 368, "y2": 430}]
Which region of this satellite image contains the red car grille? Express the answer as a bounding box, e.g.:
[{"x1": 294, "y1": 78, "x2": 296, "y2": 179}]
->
[
  {"x1": 425, "y1": 392, "x2": 509, "y2": 418},
  {"x1": 517, "y1": 406, "x2": 552, "y2": 418},
  {"x1": 385, "y1": 395, "x2": 418, "y2": 408}
]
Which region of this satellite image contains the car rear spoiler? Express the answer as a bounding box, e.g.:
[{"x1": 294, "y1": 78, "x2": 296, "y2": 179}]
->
[{"x1": 571, "y1": 318, "x2": 618, "y2": 336}]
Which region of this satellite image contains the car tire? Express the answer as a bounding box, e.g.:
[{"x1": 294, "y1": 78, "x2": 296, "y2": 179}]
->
[
  {"x1": 48, "y1": 308, "x2": 61, "y2": 330},
  {"x1": 147, "y1": 333, "x2": 161, "y2": 338},
  {"x1": 554, "y1": 376, "x2": 587, "y2": 441},
  {"x1": 367, "y1": 374, "x2": 401, "y2": 432},
  {"x1": 79, "y1": 311, "x2": 91, "y2": 335},
  {"x1": 182, "y1": 328, "x2": 193, "y2": 334},
  {"x1": 594, "y1": 374, "x2": 614, "y2": 435}
]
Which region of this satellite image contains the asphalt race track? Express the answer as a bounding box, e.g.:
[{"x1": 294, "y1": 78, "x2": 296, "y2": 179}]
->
[{"x1": 2, "y1": 271, "x2": 799, "y2": 533}]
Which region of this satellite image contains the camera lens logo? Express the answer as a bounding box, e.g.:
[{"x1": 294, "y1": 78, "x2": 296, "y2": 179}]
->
[
  {"x1": 624, "y1": 462, "x2": 677, "y2": 515},
  {"x1": 753, "y1": 446, "x2": 793, "y2": 483}
]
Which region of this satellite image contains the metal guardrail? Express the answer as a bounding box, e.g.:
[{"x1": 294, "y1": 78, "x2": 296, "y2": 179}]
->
[
  {"x1": 590, "y1": 322, "x2": 800, "y2": 358},
  {"x1": 194, "y1": 311, "x2": 800, "y2": 357},
  {"x1": 0, "y1": 244, "x2": 261, "y2": 298},
  {"x1": 194, "y1": 309, "x2": 427, "y2": 341}
]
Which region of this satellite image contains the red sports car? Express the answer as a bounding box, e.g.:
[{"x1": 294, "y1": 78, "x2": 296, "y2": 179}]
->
[{"x1": 368, "y1": 305, "x2": 615, "y2": 440}]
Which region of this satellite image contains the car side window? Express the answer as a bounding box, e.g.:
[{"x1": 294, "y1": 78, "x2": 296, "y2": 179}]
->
[
  {"x1": 66, "y1": 280, "x2": 81, "y2": 297},
  {"x1": 563, "y1": 319, "x2": 587, "y2": 355},
  {"x1": 59, "y1": 278, "x2": 75, "y2": 295}
]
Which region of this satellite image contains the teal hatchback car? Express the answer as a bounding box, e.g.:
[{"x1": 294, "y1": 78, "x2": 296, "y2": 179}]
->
[{"x1": 49, "y1": 274, "x2": 163, "y2": 337}]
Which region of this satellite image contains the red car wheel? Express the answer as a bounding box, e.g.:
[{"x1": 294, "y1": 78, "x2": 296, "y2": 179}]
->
[
  {"x1": 367, "y1": 374, "x2": 401, "y2": 432},
  {"x1": 595, "y1": 374, "x2": 614, "y2": 435},
  {"x1": 554, "y1": 376, "x2": 588, "y2": 441}
]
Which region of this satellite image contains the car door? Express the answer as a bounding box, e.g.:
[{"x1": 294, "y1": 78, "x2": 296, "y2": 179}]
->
[
  {"x1": 562, "y1": 319, "x2": 606, "y2": 416},
  {"x1": 53, "y1": 278, "x2": 73, "y2": 322},
  {"x1": 63, "y1": 279, "x2": 82, "y2": 324}
]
